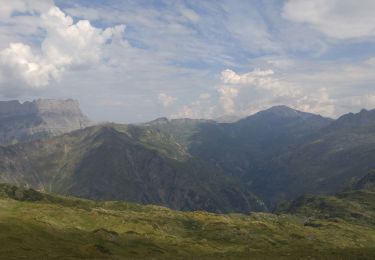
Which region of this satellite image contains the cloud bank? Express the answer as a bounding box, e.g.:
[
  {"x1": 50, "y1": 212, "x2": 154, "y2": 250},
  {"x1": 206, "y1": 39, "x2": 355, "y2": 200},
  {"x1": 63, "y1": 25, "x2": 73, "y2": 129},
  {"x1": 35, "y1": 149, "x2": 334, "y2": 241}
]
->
[
  {"x1": 283, "y1": 0, "x2": 375, "y2": 39},
  {"x1": 176, "y1": 68, "x2": 336, "y2": 119}
]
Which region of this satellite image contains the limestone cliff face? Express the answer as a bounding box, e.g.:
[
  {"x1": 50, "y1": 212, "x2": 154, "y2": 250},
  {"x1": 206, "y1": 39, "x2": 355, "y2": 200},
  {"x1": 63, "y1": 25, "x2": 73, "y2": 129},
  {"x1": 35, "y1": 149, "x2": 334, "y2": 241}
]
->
[{"x1": 0, "y1": 99, "x2": 91, "y2": 145}]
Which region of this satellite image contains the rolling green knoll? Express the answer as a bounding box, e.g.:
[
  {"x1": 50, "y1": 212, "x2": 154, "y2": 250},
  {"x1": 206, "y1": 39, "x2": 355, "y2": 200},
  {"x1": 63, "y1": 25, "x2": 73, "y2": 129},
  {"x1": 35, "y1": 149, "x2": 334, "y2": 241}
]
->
[{"x1": 0, "y1": 184, "x2": 374, "y2": 259}]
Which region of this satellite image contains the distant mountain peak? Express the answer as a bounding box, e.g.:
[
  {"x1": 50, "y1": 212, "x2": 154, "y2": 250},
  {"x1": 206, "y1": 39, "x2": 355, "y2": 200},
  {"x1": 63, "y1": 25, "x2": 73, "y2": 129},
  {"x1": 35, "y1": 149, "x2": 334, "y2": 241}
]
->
[
  {"x1": 0, "y1": 98, "x2": 92, "y2": 145},
  {"x1": 331, "y1": 107, "x2": 375, "y2": 129},
  {"x1": 235, "y1": 105, "x2": 329, "y2": 123},
  {"x1": 268, "y1": 105, "x2": 294, "y2": 110},
  {"x1": 144, "y1": 117, "x2": 169, "y2": 126},
  {"x1": 170, "y1": 118, "x2": 214, "y2": 124},
  {"x1": 215, "y1": 114, "x2": 242, "y2": 123},
  {"x1": 258, "y1": 105, "x2": 315, "y2": 119}
]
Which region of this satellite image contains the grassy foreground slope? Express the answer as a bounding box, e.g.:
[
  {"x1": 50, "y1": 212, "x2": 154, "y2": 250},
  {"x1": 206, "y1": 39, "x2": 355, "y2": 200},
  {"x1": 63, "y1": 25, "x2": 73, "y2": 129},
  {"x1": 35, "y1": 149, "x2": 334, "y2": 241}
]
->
[{"x1": 0, "y1": 184, "x2": 375, "y2": 259}]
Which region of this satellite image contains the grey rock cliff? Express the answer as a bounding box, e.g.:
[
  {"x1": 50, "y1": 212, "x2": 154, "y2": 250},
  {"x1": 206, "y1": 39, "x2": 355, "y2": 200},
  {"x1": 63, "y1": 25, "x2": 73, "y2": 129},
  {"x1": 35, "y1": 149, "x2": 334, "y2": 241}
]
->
[{"x1": 0, "y1": 99, "x2": 91, "y2": 145}]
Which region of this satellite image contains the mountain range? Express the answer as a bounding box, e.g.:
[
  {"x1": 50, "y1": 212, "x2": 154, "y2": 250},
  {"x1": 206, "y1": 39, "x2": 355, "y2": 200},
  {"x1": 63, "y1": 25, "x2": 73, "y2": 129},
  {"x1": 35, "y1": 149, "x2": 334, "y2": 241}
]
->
[
  {"x1": 1, "y1": 99, "x2": 375, "y2": 213},
  {"x1": 0, "y1": 123, "x2": 265, "y2": 213}
]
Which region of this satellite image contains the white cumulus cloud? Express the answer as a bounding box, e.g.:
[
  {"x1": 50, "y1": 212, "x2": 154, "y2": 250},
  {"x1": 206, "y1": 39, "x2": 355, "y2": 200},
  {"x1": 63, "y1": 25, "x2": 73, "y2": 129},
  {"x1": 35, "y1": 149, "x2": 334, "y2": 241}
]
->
[
  {"x1": 158, "y1": 93, "x2": 177, "y2": 107},
  {"x1": 219, "y1": 68, "x2": 336, "y2": 117},
  {"x1": 176, "y1": 68, "x2": 337, "y2": 119},
  {"x1": 221, "y1": 68, "x2": 274, "y2": 85},
  {"x1": 0, "y1": 5, "x2": 125, "y2": 96},
  {"x1": 217, "y1": 87, "x2": 239, "y2": 114}
]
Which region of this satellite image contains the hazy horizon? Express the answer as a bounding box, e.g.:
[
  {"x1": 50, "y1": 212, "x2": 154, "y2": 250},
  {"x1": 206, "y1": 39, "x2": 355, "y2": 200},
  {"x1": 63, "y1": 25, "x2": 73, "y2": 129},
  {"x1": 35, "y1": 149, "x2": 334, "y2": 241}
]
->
[{"x1": 0, "y1": 97, "x2": 366, "y2": 124}]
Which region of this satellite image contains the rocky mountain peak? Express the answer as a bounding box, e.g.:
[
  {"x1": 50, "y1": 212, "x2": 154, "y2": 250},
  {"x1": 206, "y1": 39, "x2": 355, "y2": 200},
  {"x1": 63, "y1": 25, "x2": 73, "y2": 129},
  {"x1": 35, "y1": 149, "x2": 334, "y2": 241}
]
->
[
  {"x1": 0, "y1": 99, "x2": 92, "y2": 145},
  {"x1": 236, "y1": 106, "x2": 331, "y2": 126},
  {"x1": 257, "y1": 105, "x2": 316, "y2": 119},
  {"x1": 330, "y1": 107, "x2": 375, "y2": 130},
  {"x1": 144, "y1": 117, "x2": 169, "y2": 126},
  {"x1": 32, "y1": 99, "x2": 83, "y2": 115},
  {"x1": 0, "y1": 100, "x2": 37, "y2": 118}
]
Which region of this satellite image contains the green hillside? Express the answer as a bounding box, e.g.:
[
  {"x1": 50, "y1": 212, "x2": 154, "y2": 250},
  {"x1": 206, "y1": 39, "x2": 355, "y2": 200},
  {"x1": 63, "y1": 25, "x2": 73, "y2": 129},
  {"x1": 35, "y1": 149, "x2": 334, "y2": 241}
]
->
[
  {"x1": 0, "y1": 124, "x2": 264, "y2": 213},
  {"x1": 0, "y1": 183, "x2": 374, "y2": 259}
]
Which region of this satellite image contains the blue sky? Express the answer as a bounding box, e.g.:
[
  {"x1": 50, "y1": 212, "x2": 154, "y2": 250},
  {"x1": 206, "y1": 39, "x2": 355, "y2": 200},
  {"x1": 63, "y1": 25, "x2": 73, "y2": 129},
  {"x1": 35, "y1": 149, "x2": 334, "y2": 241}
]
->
[{"x1": 1, "y1": 0, "x2": 375, "y2": 122}]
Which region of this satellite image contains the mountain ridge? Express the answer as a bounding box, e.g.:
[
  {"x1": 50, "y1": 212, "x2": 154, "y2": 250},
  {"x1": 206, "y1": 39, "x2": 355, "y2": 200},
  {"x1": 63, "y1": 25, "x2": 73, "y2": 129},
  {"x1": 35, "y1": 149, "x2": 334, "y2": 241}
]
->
[
  {"x1": 1, "y1": 101, "x2": 375, "y2": 212},
  {"x1": 0, "y1": 123, "x2": 265, "y2": 213}
]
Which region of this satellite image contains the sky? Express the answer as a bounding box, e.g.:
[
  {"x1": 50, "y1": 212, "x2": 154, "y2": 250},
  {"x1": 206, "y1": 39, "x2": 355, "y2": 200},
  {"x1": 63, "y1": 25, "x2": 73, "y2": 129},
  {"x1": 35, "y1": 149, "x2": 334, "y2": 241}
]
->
[{"x1": 1, "y1": 0, "x2": 375, "y2": 123}]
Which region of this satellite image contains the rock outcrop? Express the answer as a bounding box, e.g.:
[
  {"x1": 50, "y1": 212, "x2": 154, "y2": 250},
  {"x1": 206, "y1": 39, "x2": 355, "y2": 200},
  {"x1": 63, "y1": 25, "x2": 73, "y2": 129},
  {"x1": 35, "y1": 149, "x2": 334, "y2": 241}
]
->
[{"x1": 0, "y1": 99, "x2": 91, "y2": 145}]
